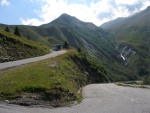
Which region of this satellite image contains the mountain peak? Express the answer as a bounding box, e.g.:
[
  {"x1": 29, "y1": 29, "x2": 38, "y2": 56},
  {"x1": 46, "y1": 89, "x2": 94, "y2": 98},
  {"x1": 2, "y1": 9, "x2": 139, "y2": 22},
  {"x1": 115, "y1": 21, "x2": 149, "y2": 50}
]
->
[
  {"x1": 59, "y1": 13, "x2": 73, "y2": 18},
  {"x1": 56, "y1": 13, "x2": 78, "y2": 23},
  {"x1": 40, "y1": 13, "x2": 97, "y2": 29},
  {"x1": 145, "y1": 6, "x2": 150, "y2": 12},
  {"x1": 146, "y1": 6, "x2": 150, "y2": 9},
  {"x1": 40, "y1": 13, "x2": 80, "y2": 28}
]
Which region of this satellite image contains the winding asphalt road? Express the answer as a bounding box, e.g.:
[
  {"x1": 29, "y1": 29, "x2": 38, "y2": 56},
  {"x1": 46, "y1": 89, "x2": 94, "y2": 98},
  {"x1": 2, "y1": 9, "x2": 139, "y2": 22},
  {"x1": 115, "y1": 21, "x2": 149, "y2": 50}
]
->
[
  {"x1": 0, "y1": 50, "x2": 66, "y2": 70},
  {"x1": 0, "y1": 84, "x2": 150, "y2": 113},
  {"x1": 0, "y1": 51, "x2": 150, "y2": 113}
]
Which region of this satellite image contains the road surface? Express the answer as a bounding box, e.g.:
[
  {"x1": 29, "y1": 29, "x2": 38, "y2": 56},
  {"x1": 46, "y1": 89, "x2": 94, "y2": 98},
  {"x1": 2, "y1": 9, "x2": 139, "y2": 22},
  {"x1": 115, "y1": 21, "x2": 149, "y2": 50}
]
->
[
  {"x1": 0, "y1": 50, "x2": 66, "y2": 70},
  {"x1": 0, "y1": 84, "x2": 150, "y2": 113}
]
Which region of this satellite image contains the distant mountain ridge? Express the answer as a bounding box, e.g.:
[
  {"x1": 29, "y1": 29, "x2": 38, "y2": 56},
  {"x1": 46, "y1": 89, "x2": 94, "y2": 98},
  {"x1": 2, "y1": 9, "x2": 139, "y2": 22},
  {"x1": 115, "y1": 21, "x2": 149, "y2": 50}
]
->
[
  {"x1": 101, "y1": 6, "x2": 150, "y2": 78},
  {"x1": 100, "y1": 17, "x2": 125, "y2": 29},
  {"x1": 101, "y1": 6, "x2": 150, "y2": 30},
  {"x1": 41, "y1": 14, "x2": 97, "y2": 29},
  {"x1": 0, "y1": 13, "x2": 137, "y2": 81}
]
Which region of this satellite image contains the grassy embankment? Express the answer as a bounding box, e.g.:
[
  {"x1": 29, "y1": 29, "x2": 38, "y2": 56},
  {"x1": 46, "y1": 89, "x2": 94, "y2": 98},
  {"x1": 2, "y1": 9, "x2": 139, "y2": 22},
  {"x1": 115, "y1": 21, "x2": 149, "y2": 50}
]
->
[
  {"x1": 0, "y1": 50, "x2": 110, "y2": 107},
  {"x1": 0, "y1": 30, "x2": 49, "y2": 62}
]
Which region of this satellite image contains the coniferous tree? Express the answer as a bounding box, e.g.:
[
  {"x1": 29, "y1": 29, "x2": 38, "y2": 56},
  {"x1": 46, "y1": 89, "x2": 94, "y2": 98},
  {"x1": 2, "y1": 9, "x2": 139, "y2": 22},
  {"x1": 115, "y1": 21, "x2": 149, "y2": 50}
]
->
[
  {"x1": 14, "y1": 26, "x2": 21, "y2": 37},
  {"x1": 63, "y1": 40, "x2": 69, "y2": 49},
  {"x1": 5, "y1": 26, "x2": 10, "y2": 32},
  {"x1": 77, "y1": 47, "x2": 82, "y2": 53}
]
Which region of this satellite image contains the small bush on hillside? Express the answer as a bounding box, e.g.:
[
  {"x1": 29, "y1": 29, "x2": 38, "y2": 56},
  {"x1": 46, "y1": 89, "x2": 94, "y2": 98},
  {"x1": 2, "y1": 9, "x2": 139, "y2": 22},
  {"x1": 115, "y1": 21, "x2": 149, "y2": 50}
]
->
[{"x1": 5, "y1": 27, "x2": 10, "y2": 32}]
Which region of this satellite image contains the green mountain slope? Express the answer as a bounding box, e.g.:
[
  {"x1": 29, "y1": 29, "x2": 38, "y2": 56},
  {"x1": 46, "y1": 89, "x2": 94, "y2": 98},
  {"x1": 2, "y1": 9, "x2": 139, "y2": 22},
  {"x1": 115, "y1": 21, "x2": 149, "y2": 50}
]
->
[
  {"x1": 40, "y1": 14, "x2": 136, "y2": 81},
  {"x1": 0, "y1": 24, "x2": 52, "y2": 47},
  {"x1": 101, "y1": 6, "x2": 150, "y2": 78},
  {"x1": 41, "y1": 14, "x2": 117, "y2": 59},
  {"x1": 101, "y1": 6, "x2": 150, "y2": 29},
  {"x1": 0, "y1": 14, "x2": 136, "y2": 81},
  {"x1": 0, "y1": 29, "x2": 49, "y2": 62},
  {"x1": 100, "y1": 17, "x2": 124, "y2": 29}
]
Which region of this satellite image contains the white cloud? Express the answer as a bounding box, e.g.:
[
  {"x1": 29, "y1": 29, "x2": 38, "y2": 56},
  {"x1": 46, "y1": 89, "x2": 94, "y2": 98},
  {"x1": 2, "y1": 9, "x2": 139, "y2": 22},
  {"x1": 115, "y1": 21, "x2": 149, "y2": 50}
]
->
[
  {"x1": 112, "y1": 6, "x2": 131, "y2": 18},
  {"x1": 115, "y1": 0, "x2": 140, "y2": 5},
  {"x1": 20, "y1": 18, "x2": 43, "y2": 26},
  {"x1": 140, "y1": 0, "x2": 150, "y2": 10},
  {"x1": 20, "y1": 0, "x2": 150, "y2": 26},
  {"x1": 0, "y1": 0, "x2": 10, "y2": 6}
]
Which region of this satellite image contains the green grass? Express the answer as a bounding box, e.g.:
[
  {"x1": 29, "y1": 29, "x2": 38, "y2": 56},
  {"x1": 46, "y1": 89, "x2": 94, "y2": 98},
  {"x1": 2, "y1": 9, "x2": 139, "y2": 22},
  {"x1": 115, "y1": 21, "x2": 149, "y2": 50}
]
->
[
  {"x1": 0, "y1": 52, "x2": 77, "y2": 98},
  {"x1": 0, "y1": 30, "x2": 49, "y2": 53},
  {"x1": 0, "y1": 50, "x2": 109, "y2": 105},
  {"x1": 0, "y1": 30, "x2": 49, "y2": 62}
]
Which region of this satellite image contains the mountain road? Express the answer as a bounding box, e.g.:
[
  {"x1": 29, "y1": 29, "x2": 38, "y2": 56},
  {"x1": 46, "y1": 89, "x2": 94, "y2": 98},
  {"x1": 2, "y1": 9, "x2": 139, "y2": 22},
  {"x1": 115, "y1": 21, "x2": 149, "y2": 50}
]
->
[
  {"x1": 0, "y1": 83, "x2": 150, "y2": 113},
  {"x1": 0, "y1": 50, "x2": 66, "y2": 71}
]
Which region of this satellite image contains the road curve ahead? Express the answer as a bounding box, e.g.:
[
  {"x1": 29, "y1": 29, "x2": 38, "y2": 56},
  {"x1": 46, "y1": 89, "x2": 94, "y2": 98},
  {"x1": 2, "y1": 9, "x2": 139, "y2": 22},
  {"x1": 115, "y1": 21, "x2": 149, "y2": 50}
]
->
[
  {"x1": 0, "y1": 50, "x2": 66, "y2": 71},
  {"x1": 0, "y1": 84, "x2": 150, "y2": 113}
]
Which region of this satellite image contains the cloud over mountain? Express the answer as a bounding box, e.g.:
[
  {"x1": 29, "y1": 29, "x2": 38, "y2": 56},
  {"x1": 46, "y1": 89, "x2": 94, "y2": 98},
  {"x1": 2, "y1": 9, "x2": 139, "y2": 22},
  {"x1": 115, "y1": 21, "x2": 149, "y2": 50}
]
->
[{"x1": 21, "y1": 0, "x2": 150, "y2": 26}]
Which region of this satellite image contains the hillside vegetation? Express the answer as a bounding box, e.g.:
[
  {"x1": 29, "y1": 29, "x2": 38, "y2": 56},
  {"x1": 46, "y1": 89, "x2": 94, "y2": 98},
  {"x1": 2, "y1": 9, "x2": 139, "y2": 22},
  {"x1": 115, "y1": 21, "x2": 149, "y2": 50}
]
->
[
  {"x1": 101, "y1": 6, "x2": 150, "y2": 80},
  {"x1": 0, "y1": 30, "x2": 49, "y2": 62},
  {"x1": 0, "y1": 50, "x2": 110, "y2": 107},
  {"x1": 0, "y1": 14, "x2": 136, "y2": 81}
]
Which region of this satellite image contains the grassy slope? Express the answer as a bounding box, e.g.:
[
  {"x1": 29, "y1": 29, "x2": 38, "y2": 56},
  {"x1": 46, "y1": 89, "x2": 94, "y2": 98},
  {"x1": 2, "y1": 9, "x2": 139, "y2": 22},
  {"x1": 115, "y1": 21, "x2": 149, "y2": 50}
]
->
[
  {"x1": 0, "y1": 50, "x2": 110, "y2": 106},
  {"x1": 0, "y1": 24, "x2": 53, "y2": 48},
  {"x1": 101, "y1": 7, "x2": 150, "y2": 79},
  {"x1": 0, "y1": 30, "x2": 49, "y2": 62}
]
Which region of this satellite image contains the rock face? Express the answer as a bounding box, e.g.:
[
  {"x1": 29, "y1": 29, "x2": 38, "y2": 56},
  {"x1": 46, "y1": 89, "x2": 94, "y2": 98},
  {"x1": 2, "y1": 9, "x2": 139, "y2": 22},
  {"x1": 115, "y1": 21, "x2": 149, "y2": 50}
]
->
[
  {"x1": 117, "y1": 44, "x2": 137, "y2": 65},
  {"x1": 9, "y1": 88, "x2": 77, "y2": 107}
]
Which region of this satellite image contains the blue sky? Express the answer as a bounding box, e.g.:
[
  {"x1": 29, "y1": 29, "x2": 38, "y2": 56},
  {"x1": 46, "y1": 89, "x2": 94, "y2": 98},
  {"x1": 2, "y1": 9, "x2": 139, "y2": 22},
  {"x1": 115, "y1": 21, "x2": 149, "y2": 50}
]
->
[
  {"x1": 0, "y1": 0, "x2": 42, "y2": 25},
  {"x1": 1, "y1": 0, "x2": 150, "y2": 26}
]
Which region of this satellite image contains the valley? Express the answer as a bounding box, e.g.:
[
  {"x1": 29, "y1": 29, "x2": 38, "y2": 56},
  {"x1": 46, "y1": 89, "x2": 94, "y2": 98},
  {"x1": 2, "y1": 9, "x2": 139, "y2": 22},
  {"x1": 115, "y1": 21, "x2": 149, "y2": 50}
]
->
[
  {"x1": 0, "y1": 5, "x2": 150, "y2": 112},
  {"x1": 0, "y1": 14, "x2": 136, "y2": 81}
]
